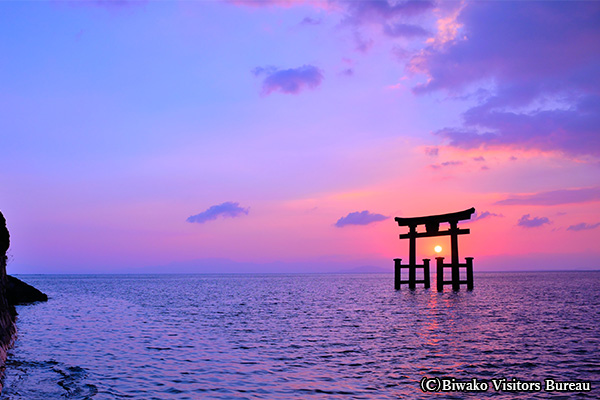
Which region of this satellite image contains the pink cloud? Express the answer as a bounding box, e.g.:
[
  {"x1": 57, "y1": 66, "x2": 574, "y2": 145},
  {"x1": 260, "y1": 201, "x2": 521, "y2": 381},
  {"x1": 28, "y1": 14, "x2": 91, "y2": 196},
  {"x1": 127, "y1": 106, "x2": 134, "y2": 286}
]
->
[{"x1": 253, "y1": 65, "x2": 323, "y2": 95}]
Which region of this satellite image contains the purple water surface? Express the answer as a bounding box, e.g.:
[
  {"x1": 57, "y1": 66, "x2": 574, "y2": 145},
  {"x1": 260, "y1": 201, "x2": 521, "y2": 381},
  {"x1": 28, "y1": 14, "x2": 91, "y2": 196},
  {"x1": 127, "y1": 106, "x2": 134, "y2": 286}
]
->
[{"x1": 1, "y1": 272, "x2": 598, "y2": 399}]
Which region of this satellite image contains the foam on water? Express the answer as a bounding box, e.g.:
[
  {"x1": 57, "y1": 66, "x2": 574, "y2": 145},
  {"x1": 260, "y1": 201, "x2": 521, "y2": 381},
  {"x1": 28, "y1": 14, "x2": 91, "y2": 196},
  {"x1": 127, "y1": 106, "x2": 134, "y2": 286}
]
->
[{"x1": 1, "y1": 360, "x2": 97, "y2": 399}]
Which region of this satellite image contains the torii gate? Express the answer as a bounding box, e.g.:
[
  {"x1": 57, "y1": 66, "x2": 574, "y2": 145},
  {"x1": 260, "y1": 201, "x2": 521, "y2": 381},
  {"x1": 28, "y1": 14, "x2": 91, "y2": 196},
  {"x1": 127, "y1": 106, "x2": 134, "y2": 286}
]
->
[{"x1": 394, "y1": 207, "x2": 475, "y2": 291}]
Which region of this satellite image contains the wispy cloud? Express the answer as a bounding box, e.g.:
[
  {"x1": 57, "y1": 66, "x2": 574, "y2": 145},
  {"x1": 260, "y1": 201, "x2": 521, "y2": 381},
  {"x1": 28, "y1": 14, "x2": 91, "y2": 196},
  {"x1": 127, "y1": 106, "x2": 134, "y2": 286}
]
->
[
  {"x1": 429, "y1": 160, "x2": 463, "y2": 169},
  {"x1": 340, "y1": 68, "x2": 354, "y2": 77},
  {"x1": 300, "y1": 16, "x2": 321, "y2": 26},
  {"x1": 567, "y1": 222, "x2": 600, "y2": 232},
  {"x1": 495, "y1": 187, "x2": 600, "y2": 206},
  {"x1": 187, "y1": 202, "x2": 249, "y2": 224},
  {"x1": 471, "y1": 211, "x2": 502, "y2": 222},
  {"x1": 383, "y1": 22, "x2": 429, "y2": 38},
  {"x1": 517, "y1": 214, "x2": 550, "y2": 228},
  {"x1": 335, "y1": 210, "x2": 388, "y2": 227},
  {"x1": 253, "y1": 65, "x2": 323, "y2": 95},
  {"x1": 442, "y1": 161, "x2": 462, "y2": 167},
  {"x1": 424, "y1": 146, "x2": 439, "y2": 156}
]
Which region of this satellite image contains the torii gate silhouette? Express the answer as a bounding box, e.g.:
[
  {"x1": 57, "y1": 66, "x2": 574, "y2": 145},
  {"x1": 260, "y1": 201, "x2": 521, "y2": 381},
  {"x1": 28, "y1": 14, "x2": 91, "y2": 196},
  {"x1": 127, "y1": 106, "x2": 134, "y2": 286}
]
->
[{"x1": 394, "y1": 207, "x2": 475, "y2": 291}]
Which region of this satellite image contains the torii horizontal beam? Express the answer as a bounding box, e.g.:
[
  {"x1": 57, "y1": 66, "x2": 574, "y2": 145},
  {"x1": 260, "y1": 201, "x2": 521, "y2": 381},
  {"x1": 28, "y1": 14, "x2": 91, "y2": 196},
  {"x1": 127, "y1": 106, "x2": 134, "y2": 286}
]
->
[
  {"x1": 399, "y1": 228, "x2": 470, "y2": 239},
  {"x1": 394, "y1": 207, "x2": 475, "y2": 227}
]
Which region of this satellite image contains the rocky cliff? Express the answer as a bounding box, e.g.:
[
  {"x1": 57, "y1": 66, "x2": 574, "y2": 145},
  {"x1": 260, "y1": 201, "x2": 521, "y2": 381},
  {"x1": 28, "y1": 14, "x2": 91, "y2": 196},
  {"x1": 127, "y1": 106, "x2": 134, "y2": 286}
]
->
[
  {"x1": 0, "y1": 211, "x2": 48, "y2": 392},
  {"x1": 0, "y1": 211, "x2": 16, "y2": 374}
]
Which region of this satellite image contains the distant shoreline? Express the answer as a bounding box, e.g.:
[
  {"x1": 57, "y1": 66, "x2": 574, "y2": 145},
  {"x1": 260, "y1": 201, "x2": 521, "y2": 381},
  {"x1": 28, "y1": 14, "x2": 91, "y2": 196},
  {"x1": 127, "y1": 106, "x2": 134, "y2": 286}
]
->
[{"x1": 11, "y1": 269, "x2": 600, "y2": 276}]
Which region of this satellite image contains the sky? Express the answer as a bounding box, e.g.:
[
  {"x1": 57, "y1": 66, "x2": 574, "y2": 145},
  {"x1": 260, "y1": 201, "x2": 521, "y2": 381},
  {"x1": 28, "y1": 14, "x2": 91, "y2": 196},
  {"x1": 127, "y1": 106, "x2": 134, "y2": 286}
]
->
[{"x1": 1, "y1": 0, "x2": 599, "y2": 273}]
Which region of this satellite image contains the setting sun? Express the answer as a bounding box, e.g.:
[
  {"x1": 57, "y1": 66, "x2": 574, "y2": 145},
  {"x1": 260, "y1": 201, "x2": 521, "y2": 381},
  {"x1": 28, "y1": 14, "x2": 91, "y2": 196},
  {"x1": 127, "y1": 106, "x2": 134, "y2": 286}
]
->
[{"x1": 434, "y1": 245, "x2": 443, "y2": 253}]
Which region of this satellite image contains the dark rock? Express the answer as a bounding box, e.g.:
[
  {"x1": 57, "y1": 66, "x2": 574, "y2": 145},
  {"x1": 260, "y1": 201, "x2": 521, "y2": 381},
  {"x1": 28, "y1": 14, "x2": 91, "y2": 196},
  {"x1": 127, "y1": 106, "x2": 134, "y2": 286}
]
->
[
  {"x1": 6, "y1": 275, "x2": 48, "y2": 305},
  {"x1": 0, "y1": 211, "x2": 48, "y2": 392},
  {"x1": 0, "y1": 211, "x2": 17, "y2": 389},
  {"x1": 0, "y1": 212, "x2": 8, "y2": 256}
]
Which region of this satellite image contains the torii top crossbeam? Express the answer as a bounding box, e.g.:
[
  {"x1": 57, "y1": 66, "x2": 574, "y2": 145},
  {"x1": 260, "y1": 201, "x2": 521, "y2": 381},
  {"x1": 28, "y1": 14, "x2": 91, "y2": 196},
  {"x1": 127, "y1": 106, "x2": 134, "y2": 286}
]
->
[{"x1": 395, "y1": 207, "x2": 475, "y2": 229}]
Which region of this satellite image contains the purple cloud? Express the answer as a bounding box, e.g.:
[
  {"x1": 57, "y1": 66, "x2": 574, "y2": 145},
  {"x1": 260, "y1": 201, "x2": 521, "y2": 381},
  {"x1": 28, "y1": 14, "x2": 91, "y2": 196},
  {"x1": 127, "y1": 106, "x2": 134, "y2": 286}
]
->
[
  {"x1": 410, "y1": 2, "x2": 600, "y2": 157},
  {"x1": 335, "y1": 0, "x2": 433, "y2": 53},
  {"x1": 435, "y1": 103, "x2": 600, "y2": 157},
  {"x1": 471, "y1": 211, "x2": 502, "y2": 222},
  {"x1": 230, "y1": 1, "x2": 432, "y2": 56},
  {"x1": 412, "y1": 2, "x2": 600, "y2": 94},
  {"x1": 567, "y1": 222, "x2": 600, "y2": 232},
  {"x1": 495, "y1": 187, "x2": 600, "y2": 206},
  {"x1": 300, "y1": 17, "x2": 321, "y2": 26},
  {"x1": 341, "y1": 0, "x2": 434, "y2": 25},
  {"x1": 352, "y1": 31, "x2": 374, "y2": 53},
  {"x1": 187, "y1": 202, "x2": 249, "y2": 224},
  {"x1": 517, "y1": 214, "x2": 550, "y2": 228},
  {"x1": 383, "y1": 22, "x2": 429, "y2": 38},
  {"x1": 335, "y1": 210, "x2": 388, "y2": 227},
  {"x1": 253, "y1": 65, "x2": 323, "y2": 95}
]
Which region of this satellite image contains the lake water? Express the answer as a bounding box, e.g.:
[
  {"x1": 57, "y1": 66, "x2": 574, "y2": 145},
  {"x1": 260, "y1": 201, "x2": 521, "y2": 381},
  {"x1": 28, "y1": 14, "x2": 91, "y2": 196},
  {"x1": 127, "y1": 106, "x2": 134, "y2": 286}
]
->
[{"x1": 1, "y1": 272, "x2": 598, "y2": 399}]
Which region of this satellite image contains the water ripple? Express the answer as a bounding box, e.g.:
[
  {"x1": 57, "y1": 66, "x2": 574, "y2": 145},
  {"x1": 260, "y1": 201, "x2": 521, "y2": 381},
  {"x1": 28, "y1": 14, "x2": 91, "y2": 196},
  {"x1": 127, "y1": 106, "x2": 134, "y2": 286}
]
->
[{"x1": 1, "y1": 272, "x2": 599, "y2": 399}]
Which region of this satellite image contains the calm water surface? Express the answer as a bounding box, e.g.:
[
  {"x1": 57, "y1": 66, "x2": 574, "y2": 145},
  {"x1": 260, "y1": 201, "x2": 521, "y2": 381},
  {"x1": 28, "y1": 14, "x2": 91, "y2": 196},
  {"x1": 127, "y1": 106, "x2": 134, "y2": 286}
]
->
[{"x1": 1, "y1": 272, "x2": 598, "y2": 399}]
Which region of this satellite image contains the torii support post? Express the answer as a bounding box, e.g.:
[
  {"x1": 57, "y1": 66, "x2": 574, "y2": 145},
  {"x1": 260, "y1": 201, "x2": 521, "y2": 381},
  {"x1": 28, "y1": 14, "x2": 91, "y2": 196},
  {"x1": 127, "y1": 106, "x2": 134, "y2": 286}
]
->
[
  {"x1": 466, "y1": 257, "x2": 474, "y2": 290},
  {"x1": 423, "y1": 258, "x2": 430, "y2": 289},
  {"x1": 394, "y1": 258, "x2": 401, "y2": 290},
  {"x1": 435, "y1": 256, "x2": 475, "y2": 292},
  {"x1": 394, "y1": 258, "x2": 430, "y2": 289},
  {"x1": 409, "y1": 225, "x2": 416, "y2": 288},
  {"x1": 394, "y1": 207, "x2": 475, "y2": 291},
  {"x1": 436, "y1": 257, "x2": 444, "y2": 292},
  {"x1": 450, "y1": 221, "x2": 460, "y2": 291}
]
